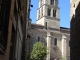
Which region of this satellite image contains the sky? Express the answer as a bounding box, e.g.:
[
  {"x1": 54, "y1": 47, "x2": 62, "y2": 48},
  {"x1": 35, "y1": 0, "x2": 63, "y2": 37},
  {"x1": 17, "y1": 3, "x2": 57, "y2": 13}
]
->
[{"x1": 30, "y1": 0, "x2": 70, "y2": 28}]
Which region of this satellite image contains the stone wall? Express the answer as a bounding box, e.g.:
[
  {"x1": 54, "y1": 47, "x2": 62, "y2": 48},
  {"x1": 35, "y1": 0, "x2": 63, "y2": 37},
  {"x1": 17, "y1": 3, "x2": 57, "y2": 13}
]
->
[
  {"x1": 50, "y1": 32, "x2": 62, "y2": 59},
  {"x1": 29, "y1": 29, "x2": 47, "y2": 53},
  {"x1": 29, "y1": 24, "x2": 70, "y2": 60},
  {"x1": 70, "y1": 0, "x2": 80, "y2": 19},
  {"x1": 70, "y1": 2, "x2": 80, "y2": 60}
]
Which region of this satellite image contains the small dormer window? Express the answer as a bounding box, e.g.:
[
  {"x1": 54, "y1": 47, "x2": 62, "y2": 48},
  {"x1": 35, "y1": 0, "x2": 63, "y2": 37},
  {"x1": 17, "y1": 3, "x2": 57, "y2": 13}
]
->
[
  {"x1": 53, "y1": 10, "x2": 56, "y2": 17},
  {"x1": 51, "y1": 0, "x2": 54, "y2": 5}
]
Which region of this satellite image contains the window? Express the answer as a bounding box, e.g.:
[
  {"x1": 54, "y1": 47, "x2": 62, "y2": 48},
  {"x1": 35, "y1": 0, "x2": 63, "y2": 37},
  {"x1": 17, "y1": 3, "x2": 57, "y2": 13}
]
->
[
  {"x1": 45, "y1": 22, "x2": 47, "y2": 29},
  {"x1": 74, "y1": 4, "x2": 75, "y2": 7},
  {"x1": 41, "y1": 7, "x2": 43, "y2": 16},
  {"x1": 54, "y1": 38, "x2": 57, "y2": 45},
  {"x1": 53, "y1": 10, "x2": 56, "y2": 17},
  {"x1": 38, "y1": 37, "x2": 40, "y2": 42},
  {"x1": 50, "y1": 0, "x2": 54, "y2": 5},
  {"x1": 40, "y1": 0, "x2": 42, "y2": 6},
  {"x1": 47, "y1": 8, "x2": 51, "y2": 16},
  {"x1": 55, "y1": 0, "x2": 58, "y2": 6},
  {"x1": 38, "y1": 10, "x2": 40, "y2": 19}
]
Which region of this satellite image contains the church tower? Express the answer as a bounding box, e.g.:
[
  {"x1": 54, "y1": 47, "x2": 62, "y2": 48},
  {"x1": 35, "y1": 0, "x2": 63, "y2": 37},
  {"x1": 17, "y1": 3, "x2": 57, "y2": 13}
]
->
[{"x1": 36, "y1": 0, "x2": 60, "y2": 29}]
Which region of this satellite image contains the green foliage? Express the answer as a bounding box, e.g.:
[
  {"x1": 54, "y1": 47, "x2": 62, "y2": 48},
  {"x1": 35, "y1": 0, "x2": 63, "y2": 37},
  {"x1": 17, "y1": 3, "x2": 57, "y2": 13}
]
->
[{"x1": 30, "y1": 42, "x2": 47, "y2": 60}]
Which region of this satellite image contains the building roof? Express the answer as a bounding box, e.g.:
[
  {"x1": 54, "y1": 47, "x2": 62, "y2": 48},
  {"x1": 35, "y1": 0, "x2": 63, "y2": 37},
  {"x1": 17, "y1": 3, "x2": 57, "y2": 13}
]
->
[{"x1": 31, "y1": 24, "x2": 70, "y2": 34}]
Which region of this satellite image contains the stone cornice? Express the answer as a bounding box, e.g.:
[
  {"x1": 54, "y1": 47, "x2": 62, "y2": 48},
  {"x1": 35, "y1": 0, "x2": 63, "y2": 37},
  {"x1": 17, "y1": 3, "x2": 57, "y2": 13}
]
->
[
  {"x1": 36, "y1": 15, "x2": 60, "y2": 21},
  {"x1": 45, "y1": 16, "x2": 60, "y2": 21},
  {"x1": 31, "y1": 24, "x2": 70, "y2": 34},
  {"x1": 37, "y1": 4, "x2": 60, "y2": 10}
]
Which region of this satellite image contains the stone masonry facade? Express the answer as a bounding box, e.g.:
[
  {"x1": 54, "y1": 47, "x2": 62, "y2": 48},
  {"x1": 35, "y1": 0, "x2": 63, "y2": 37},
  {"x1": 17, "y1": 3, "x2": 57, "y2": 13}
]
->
[{"x1": 28, "y1": 24, "x2": 70, "y2": 60}]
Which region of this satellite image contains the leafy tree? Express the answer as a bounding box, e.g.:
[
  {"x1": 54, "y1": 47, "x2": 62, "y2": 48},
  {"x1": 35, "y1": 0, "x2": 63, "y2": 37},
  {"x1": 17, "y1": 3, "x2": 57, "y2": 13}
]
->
[{"x1": 30, "y1": 41, "x2": 47, "y2": 60}]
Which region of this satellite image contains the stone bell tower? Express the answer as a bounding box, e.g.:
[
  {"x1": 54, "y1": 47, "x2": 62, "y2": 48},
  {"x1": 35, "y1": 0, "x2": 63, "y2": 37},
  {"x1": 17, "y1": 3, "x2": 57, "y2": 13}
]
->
[{"x1": 36, "y1": 0, "x2": 60, "y2": 29}]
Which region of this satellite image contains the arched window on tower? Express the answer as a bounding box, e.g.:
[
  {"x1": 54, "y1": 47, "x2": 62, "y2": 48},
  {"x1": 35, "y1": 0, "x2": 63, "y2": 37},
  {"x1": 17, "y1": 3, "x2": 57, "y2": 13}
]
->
[
  {"x1": 40, "y1": 0, "x2": 42, "y2": 6},
  {"x1": 53, "y1": 10, "x2": 56, "y2": 17},
  {"x1": 47, "y1": 8, "x2": 51, "y2": 16},
  {"x1": 50, "y1": 0, "x2": 54, "y2": 5}
]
